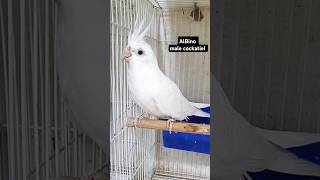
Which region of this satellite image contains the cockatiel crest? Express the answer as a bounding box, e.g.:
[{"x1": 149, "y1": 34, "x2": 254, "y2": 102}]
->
[
  {"x1": 123, "y1": 16, "x2": 159, "y2": 67},
  {"x1": 128, "y1": 18, "x2": 152, "y2": 44}
]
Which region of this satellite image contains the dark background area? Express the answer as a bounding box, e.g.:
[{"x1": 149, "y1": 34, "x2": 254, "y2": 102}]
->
[
  {"x1": 212, "y1": 0, "x2": 320, "y2": 133},
  {"x1": 0, "y1": 0, "x2": 110, "y2": 179}
]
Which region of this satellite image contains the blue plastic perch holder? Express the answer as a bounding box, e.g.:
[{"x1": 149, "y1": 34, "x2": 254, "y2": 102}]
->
[{"x1": 162, "y1": 106, "x2": 211, "y2": 154}]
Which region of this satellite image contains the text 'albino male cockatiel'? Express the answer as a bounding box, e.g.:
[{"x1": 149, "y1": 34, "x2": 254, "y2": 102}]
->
[{"x1": 122, "y1": 19, "x2": 209, "y2": 128}]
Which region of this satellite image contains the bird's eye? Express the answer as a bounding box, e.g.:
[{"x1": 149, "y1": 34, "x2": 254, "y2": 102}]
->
[{"x1": 138, "y1": 50, "x2": 143, "y2": 55}]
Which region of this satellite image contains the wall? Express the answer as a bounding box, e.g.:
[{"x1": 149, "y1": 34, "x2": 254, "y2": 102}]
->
[{"x1": 159, "y1": 7, "x2": 210, "y2": 104}]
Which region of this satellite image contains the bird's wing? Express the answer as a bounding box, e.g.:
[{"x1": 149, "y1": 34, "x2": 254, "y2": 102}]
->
[{"x1": 152, "y1": 74, "x2": 199, "y2": 120}]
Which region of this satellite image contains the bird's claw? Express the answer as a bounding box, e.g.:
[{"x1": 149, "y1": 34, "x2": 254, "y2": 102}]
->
[
  {"x1": 134, "y1": 117, "x2": 141, "y2": 128},
  {"x1": 134, "y1": 113, "x2": 145, "y2": 128},
  {"x1": 166, "y1": 119, "x2": 176, "y2": 134}
]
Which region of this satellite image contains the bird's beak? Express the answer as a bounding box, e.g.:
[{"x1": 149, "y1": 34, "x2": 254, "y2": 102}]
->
[{"x1": 122, "y1": 48, "x2": 132, "y2": 62}]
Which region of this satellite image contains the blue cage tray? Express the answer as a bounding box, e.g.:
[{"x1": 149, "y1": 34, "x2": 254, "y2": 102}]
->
[{"x1": 162, "y1": 106, "x2": 210, "y2": 154}]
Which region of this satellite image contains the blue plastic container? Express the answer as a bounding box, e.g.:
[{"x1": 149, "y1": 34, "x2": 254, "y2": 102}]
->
[{"x1": 162, "y1": 106, "x2": 211, "y2": 154}]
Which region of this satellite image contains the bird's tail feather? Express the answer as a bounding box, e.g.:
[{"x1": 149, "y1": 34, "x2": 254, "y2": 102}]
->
[
  {"x1": 269, "y1": 152, "x2": 320, "y2": 177},
  {"x1": 189, "y1": 102, "x2": 210, "y2": 117},
  {"x1": 193, "y1": 109, "x2": 210, "y2": 118}
]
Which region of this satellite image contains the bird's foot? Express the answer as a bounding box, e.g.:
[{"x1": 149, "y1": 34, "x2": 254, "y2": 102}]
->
[
  {"x1": 166, "y1": 119, "x2": 176, "y2": 134},
  {"x1": 134, "y1": 113, "x2": 146, "y2": 128}
]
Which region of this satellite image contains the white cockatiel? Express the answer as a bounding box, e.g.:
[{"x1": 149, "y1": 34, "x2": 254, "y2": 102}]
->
[{"x1": 123, "y1": 21, "x2": 209, "y2": 125}]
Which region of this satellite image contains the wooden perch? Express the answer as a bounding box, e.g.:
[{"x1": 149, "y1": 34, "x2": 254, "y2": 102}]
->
[{"x1": 126, "y1": 118, "x2": 210, "y2": 135}]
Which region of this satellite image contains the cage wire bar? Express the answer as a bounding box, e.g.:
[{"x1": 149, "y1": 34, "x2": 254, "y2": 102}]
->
[
  {"x1": 110, "y1": 0, "x2": 161, "y2": 179},
  {"x1": 0, "y1": 0, "x2": 107, "y2": 180},
  {"x1": 110, "y1": 0, "x2": 210, "y2": 179}
]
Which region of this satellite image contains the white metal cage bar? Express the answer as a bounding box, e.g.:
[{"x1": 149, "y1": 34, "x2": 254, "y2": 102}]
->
[{"x1": 110, "y1": 0, "x2": 160, "y2": 179}]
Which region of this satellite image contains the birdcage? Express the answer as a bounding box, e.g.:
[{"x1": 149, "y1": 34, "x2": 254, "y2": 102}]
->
[
  {"x1": 110, "y1": 0, "x2": 210, "y2": 179},
  {"x1": 0, "y1": 0, "x2": 211, "y2": 179}
]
